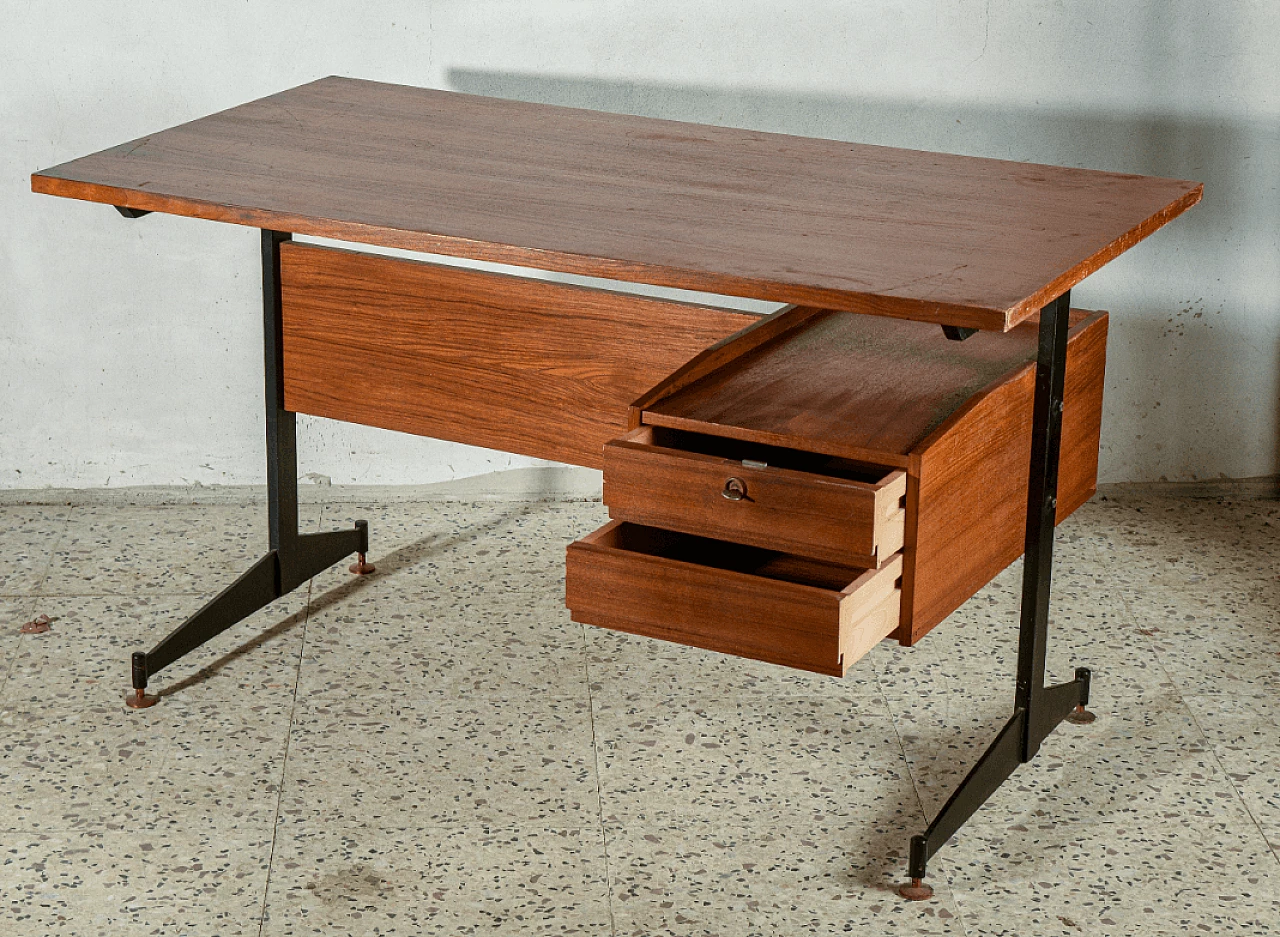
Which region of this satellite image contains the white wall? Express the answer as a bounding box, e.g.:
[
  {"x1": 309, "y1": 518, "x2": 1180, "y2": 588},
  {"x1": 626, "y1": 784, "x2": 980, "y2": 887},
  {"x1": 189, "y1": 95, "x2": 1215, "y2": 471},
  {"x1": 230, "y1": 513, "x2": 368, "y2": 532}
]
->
[{"x1": 3, "y1": 1, "x2": 1277, "y2": 489}]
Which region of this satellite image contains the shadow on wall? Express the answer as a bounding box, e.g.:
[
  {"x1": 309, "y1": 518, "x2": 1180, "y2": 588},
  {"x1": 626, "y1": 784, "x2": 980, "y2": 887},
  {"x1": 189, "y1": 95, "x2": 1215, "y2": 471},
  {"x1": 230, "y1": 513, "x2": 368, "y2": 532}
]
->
[{"x1": 445, "y1": 68, "x2": 1280, "y2": 482}]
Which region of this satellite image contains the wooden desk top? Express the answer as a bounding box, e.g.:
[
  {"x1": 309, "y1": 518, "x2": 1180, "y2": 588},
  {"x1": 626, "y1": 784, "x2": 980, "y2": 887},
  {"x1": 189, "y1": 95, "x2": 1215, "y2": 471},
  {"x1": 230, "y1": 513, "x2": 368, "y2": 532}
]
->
[{"x1": 33, "y1": 76, "x2": 1200, "y2": 331}]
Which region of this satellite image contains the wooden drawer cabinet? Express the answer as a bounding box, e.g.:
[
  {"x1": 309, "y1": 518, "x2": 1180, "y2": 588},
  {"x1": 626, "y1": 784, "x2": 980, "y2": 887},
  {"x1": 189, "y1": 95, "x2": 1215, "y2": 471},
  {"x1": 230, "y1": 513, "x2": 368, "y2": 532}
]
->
[
  {"x1": 566, "y1": 521, "x2": 902, "y2": 676},
  {"x1": 568, "y1": 303, "x2": 1109, "y2": 673},
  {"x1": 603, "y1": 426, "x2": 906, "y2": 568}
]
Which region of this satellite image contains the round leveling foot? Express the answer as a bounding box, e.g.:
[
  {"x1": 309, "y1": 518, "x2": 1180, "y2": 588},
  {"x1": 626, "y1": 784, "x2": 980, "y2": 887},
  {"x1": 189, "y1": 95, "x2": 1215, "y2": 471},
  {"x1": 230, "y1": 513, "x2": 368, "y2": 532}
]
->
[
  {"x1": 20, "y1": 614, "x2": 52, "y2": 634},
  {"x1": 899, "y1": 878, "x2": 934, "y2": 901},
  {"x1": 349, "y1": 552, "x2": 376, "y2": 575},
  {"x1": 124, "y1": 687, "x2": 160, "y2": 709},
  {"x1": 1066, "y1": 704, "x2": 1097, "y2": 725}
]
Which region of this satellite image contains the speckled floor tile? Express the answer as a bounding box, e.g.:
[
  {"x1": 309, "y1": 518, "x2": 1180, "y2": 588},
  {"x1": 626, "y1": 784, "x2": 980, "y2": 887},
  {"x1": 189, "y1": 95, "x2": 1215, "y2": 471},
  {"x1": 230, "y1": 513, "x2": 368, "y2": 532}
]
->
[
  {"x1": 278, "y1": 694, "x2": 598, "y2": 828},
  {"x1": 260, "y1": 822, "x2": 611, "y2": 936},
  {"x1": 3, "y1": 822, "x2": 273, "y2": 935},
  {"x1": 0, "y1": 701, "x2": 165, "y2": 832},
  {"x1": 942, "y1": 730, "x2": 1280, "y2": 934},
  {"x1": 0, "y1": 596, "x2": 39, "y2": 693},
  {"x1": 592, "y1": 690, "x2": 910, "y2": 827},
  {"x1": 311, "y1": 501, "x2": 585, "y2": 595},
  {"x1": 585, "y1": 623, "x2": 885, "y2": 703},
  {"x1": 5, "y1": 493, "x2": 1280, "y2": 934},
  {"x1": 144, "y1": 696, "x2": 294, "y2": 832},
  {"x1": 1078, "y1": 496, "x2": 1254, "y2": 592},
  {"x1": 604, "y1": 817, "x2": 964, "y2": 936},
  {"x1": 4, "y1": 591, "x2": 309, "y2": 705},
  {"x1": 910, "y1": 693, "x2": 1280, "y2": 936},
  {"x1": 296, "y1": 585, "x2": 586, "y2": 700},
  {"x1": 1185, "y1": 692, "x2": 1280, "y2": 854},
  {"x1": 0, "y1": 505, "x2": 70, "y2": 595},
  {"x1": 886, "y1": 682, "x2": 1206, "y2": 822},
  {"x1": 1126, "y1": 586, "x2": 1280, "y2": 700},
  {"x1": 877, "y1": 585, "x2": 1171, "y2": 709},
  {"x1": 1123, "y1": 498, "x2": 1280, "y2": 586},
  {"x1": 42, "y1": 503, "x2": 319, "y2": 595},
  {"x1": 0, "y1": 696, "x2": 291, "y2": 834}
]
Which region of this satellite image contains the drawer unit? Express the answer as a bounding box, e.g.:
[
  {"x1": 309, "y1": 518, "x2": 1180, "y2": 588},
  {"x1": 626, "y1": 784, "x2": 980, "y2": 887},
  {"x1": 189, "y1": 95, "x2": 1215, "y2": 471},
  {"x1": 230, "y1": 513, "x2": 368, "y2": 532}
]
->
[
  {"x1": 567, "y1": 302, "x2": 1108, "y2": 673},
  {"x1": 603, "y1": 426, "x2": 906, "y2": 567},
  {"x1": 566, "y1": 521, "x2": 902, "y2": 676}
]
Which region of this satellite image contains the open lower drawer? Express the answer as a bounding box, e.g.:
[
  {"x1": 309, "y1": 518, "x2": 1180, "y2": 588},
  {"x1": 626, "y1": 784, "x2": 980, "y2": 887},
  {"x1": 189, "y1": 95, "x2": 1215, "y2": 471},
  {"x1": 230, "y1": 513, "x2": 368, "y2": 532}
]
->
[
  {"x1": 603, "y1": 426, "x2": 907, "y2": 567},
  {"x1": 566, "y1": 520, "x2": 902, "y2": 676}
]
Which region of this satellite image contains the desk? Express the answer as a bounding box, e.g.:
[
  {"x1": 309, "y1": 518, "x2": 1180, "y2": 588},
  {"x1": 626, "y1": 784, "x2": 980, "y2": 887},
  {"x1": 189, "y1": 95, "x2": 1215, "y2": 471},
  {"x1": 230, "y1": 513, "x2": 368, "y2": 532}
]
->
[{"x1": 32, "y1": 76, "x2": 1201, "y2": 897}]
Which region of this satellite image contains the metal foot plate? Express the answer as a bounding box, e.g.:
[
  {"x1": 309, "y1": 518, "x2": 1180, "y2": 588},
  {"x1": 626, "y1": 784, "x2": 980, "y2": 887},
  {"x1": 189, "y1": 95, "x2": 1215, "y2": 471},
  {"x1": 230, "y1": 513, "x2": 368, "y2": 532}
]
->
[
  {"x1": 124, "y1": 687, "x2": 160, "y2": 709},
  {"x1": 899, "y1": 879, "x2": 934, "y2": 901},
  {"x1": 1066, "y1": 705, "x2": 1097, "y2": 725}
]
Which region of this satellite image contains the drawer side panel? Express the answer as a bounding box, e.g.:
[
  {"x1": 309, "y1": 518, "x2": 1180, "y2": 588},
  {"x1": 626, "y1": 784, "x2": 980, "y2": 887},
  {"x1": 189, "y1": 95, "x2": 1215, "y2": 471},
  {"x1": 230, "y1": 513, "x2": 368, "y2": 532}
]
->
[{"x1": 902, "y1": 312, "x2": 1108, "y2": 643}]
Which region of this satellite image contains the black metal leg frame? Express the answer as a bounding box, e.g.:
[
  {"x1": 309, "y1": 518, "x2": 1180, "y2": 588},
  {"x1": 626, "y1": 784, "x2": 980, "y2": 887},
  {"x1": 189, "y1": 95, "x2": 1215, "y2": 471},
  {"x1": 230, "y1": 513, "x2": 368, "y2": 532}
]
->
[
  {"x1": 125, "y1": 230, "x2": 374, "y2": 708},
  {"x1": 117, "y1": 220, "x2": 1095, "y2": 896},
  {"x1": 898, "y1": 290, "x2": 1098, "y2": 899}
]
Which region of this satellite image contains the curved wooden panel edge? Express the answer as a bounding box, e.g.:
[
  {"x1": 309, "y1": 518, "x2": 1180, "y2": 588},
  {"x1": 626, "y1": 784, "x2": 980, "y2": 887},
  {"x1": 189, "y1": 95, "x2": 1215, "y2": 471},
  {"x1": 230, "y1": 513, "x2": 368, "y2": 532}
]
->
[{"x1": 627, "y1": 303, "x2": 816, "y2": 428}]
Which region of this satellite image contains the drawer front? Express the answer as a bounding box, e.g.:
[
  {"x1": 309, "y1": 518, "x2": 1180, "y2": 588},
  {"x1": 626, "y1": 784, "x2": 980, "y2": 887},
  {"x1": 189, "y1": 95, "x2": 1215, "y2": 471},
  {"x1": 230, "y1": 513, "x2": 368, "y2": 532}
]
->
[
  {"x1": 603, "y1": 427, "x2": 906, "y2": 567},
  {"x1": 566, "y1": 521, "x2": 902, "y2": 676}
]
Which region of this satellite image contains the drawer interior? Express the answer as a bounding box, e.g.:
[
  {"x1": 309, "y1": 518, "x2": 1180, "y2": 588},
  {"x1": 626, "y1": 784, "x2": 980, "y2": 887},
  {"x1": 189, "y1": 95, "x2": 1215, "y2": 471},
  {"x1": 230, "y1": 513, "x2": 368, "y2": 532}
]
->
[
  {"x1": 587, "y1": 521, "x2": 872, "y2": 591},
  {"x1": 638, "y1": 426, "x2": 895, "y2": 486}
]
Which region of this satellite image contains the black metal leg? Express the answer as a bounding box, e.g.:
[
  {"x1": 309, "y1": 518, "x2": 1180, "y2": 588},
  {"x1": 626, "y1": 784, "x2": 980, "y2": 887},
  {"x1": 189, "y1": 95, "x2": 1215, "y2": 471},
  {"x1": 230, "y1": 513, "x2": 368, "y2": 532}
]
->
[
  {"x1": 899, "y1": 291, "x2": 1096, "y2": 897},
  {"x1": 124, "y1": 230, "x2": 371, "y2": 708}
]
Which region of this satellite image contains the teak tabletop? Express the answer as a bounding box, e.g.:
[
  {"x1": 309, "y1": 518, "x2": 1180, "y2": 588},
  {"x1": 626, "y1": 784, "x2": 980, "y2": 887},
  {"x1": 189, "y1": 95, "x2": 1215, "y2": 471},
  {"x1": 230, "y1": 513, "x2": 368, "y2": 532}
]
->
[{"x1": 32, "y1": 76, "x2": 1201, "y2": 331}]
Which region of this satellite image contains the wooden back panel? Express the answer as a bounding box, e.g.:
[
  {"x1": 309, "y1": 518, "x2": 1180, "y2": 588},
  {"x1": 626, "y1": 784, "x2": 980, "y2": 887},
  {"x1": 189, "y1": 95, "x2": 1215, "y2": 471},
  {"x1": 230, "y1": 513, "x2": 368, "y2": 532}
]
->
[{"x1": 278, "y1": 243, "x2": 757, "y2": 468}]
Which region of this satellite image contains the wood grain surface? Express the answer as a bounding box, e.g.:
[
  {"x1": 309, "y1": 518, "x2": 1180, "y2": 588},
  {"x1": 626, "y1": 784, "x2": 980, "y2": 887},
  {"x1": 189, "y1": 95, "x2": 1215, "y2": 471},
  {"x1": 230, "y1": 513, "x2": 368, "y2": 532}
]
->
[
  {"x1": 603, "y1": 426, "x2": 906, "y2": 567},
  {"x1": 645, "y1": 308, "x2": 1065, "y2": 467},
  {"x1": 900, "y1": 311, "x2": 1109, "y2": 643},
  {"x1": 278, "y1": 242, "x2": 756, "y2": 468},
  {"x1": 33, "y1": 76, "x2": 1200, "y2": 331},
  {"x1": 565, "y1": 521, "x2": 902, "y2": 676}
]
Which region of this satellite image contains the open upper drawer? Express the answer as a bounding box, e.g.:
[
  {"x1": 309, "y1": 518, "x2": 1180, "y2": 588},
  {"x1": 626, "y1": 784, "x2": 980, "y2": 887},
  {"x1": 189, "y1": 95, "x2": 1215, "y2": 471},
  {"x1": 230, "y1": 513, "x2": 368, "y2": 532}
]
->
[
  {"x1": 604, "y1": 426, "x2": 905, "y2": 568},
  {"x1": 566, "y1": 521, "x2": 902, "y2": 677}
]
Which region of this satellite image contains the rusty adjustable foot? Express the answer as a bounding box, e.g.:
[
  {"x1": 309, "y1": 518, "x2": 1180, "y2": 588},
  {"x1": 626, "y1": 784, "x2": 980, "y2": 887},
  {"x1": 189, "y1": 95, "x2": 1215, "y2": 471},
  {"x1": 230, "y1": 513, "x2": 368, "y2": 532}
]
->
[
  {"x1": 1066, "y1": 667, "x2": 1096, "y2": 724},
  {"x1": 124, "y1": 651, "x2": 159, "y2": 709},
  {"x1": 1066, "y1": 704, "x2": 1097, "y2": 725},
  {"x1": 899, "y1": 878, "x2": 934, "y2": 901},
  {"x1": 124, "y1": 687, "x2": 160, "y2": 709},
  {"x1": 20, "y1": 614, "x2": 52, "y2": 634},
  {"x1": 348, "y1": 519, "x2": 375, "y2": 575}
]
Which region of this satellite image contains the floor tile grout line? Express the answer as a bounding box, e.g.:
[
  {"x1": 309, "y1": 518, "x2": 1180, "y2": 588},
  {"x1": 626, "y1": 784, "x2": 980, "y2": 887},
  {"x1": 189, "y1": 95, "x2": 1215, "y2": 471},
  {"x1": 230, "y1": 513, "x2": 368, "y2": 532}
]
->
[
  {"x1": 1179, "y1": 692, "x2": 1280, "y2": 871},
  {"x1": 871, "y1": 654, "x2": 975, "y2": 933},
  {"x1": 1113, "y1": 572, "x2": 1280, "y2": 869},
  {"x1": 580, "y1": 624, "x2": 618, "y2": 937},
  {"x1": 0, "y1": 595, "x2": 41, "y2": 700},
  {"x1": 27, "y1": 501, "x2": 76, "y2": 600},
  {"x1": 5, "y1": 502, "x2": 75, "y2": 699},
  {"x1": 255, "y1": 569, "x2": 313, "y2": 937}
]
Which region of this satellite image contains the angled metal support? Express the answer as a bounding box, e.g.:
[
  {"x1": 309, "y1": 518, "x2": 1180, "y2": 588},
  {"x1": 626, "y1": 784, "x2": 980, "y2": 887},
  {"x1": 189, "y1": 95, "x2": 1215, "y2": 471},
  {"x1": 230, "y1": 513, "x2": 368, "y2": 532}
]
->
[
  {"x1": 125, "y1": 230, "x2": 373, "y2": 708},
  {"x1": 115, "y1": 206, "x2": 151, "y2": 219},
  {"x1": 900, "y1": 291, "x2": 1097, "y2": 898}
]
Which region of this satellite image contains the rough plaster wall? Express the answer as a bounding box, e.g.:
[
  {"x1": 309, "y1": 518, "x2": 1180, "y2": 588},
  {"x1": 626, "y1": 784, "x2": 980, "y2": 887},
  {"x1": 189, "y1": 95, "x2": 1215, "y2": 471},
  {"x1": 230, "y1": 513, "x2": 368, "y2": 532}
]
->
[{"x1": 3, "y1": 1, "x2": 1276, "y2": 488}]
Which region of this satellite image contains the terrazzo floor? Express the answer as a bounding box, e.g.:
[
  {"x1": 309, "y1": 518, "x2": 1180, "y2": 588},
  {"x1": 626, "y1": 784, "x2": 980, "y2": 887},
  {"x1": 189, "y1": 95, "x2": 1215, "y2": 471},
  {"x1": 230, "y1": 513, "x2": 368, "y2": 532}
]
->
[{"x1": 3, "y1": 494, "x2": 1280, "y2": 935}]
